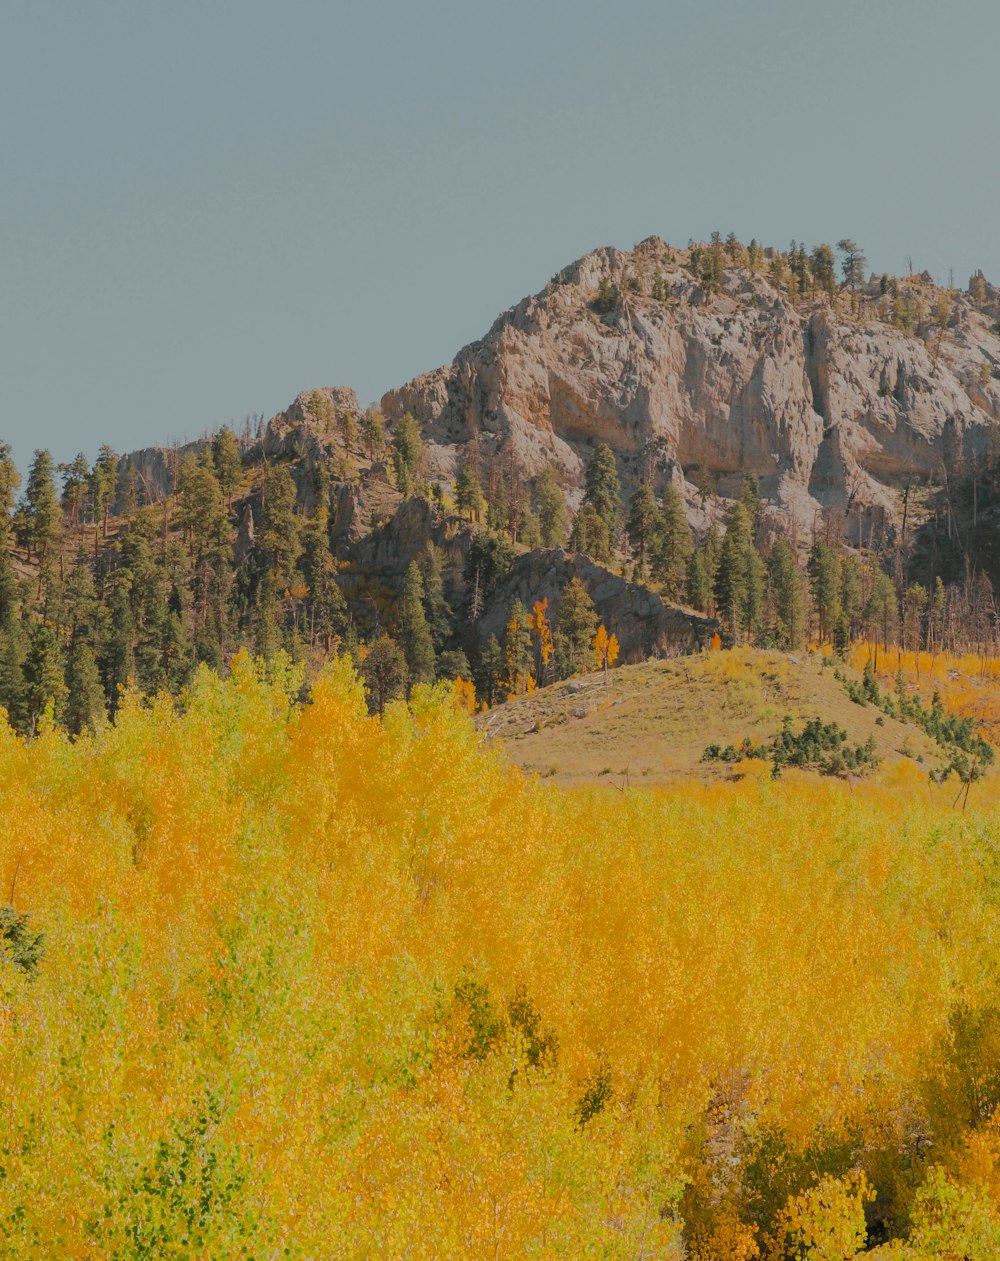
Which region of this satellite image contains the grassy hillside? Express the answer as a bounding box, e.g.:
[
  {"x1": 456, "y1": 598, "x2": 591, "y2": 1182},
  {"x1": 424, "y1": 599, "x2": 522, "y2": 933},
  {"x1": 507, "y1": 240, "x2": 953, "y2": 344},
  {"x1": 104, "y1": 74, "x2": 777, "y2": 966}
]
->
[
  {"x1": 481, "y1": 647, "x2": 946, "y2": 788},
  {"x1": 3, "y1": 656, "x2": 1000, "y2": 1255}
]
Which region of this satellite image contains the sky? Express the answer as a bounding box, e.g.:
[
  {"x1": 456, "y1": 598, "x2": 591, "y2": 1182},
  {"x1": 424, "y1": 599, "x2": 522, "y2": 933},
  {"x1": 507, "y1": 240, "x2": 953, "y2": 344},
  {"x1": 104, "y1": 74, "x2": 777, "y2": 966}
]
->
[{"x1": 2, "y1": 0, "x2": 998, "y2": 473}]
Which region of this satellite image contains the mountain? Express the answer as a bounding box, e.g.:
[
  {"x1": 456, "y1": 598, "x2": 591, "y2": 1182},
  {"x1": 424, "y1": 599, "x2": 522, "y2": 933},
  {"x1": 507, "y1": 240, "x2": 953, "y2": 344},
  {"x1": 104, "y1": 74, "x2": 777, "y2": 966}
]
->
[
  {"x1": 381, "y1": 237, "x2": 1000, "y2": 536},
  {"x1": 7, "y1": 233, "x2": 1000, "y2": 734}
]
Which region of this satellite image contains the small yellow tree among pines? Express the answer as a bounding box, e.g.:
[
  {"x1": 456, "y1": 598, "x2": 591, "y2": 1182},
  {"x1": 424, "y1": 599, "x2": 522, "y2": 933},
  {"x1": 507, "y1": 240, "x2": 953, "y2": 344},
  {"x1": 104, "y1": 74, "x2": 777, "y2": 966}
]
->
[
  {"x1": 591, "y1": 623, "x2": 619, "y2": 685},
  {"x1": 528, "y1": 597, "x2": 554, "y2": 686}
]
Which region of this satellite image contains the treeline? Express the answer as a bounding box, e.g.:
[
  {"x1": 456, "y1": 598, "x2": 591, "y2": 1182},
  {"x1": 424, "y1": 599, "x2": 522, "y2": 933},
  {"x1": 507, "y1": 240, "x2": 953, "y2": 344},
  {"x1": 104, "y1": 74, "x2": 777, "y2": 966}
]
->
[
  {"x1": 562, "y1": 440, "x2": 1000, "y2": 664},
  {"x1": 2, "y1": 401, "x2": 999, "y2": 733},
  {"x1": 0, "y1": 428, "x2": 614, "y2": 732},
  {"x1": 593, "y1": 230, "x2": 1000, "y2": 342}
]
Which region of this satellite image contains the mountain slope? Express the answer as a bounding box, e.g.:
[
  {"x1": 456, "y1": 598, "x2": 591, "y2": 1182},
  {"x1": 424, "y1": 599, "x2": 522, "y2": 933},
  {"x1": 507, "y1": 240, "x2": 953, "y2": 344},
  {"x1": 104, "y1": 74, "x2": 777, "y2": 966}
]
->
[{"x1": 479, "y1": 648, "x2": 944, "y2": 787}]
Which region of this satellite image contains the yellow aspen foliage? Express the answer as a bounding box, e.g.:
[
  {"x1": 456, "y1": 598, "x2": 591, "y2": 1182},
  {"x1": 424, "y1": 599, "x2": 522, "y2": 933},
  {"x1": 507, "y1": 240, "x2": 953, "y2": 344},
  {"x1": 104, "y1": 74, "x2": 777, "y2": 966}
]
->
[
  {"x1": 2, "y1": 652, "x2": 1000, "y2": 1254},
  {"x1": 529, "y1": 590, "x2": 554, "y2": 680},
  {"x1": 453, "y1": 675, "x2": 478, "y2": 715},
  {"x1": 772, "y1": 1171, "x2": 873, "y2": 1259},
  {"x1": 591, "y1": 622, "x2": 619, "y2": 673}
]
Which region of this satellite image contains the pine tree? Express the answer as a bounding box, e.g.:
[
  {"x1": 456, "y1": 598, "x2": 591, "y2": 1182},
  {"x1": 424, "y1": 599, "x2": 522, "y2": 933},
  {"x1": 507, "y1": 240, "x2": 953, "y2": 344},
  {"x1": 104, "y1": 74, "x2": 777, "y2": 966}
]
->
[
  {"x1": 811, "y1": 244, "x2": 836, "y2": 296},
  {"x1": 65, "y1": 641, "x2": 105, "y2": 734},
  {"x1": 569, "y1": 504, "x2": 611, "y2": 563},
  {"x1": 361, "y1": 633, "x2": 407, "y2": 715},
  {"x1": 399, "y1": 562, "x2": 435, "y2": 686},
  {"x1": 534, "y1": 465, "x2": 568, "y2": 547},
  {"x1": 501, "y1": 599, "x2": 533, "y2": 698},
  {"x1": 0, "y1": 547, "x2": 28, "y2": 728},
  {"x1": 582, "y1": 444, "x2": 622, "y2": 542},
  {"x1": 626, "y1": 485, "x2": 657, "y2": 575},
  {"x1": 685, "y1": 548, "x2": 710, "y2": 612},
  {"x1": 455, "y1": 464, "x2": 485, "y2": 522},
  {"x1": 60, "y1": 454, "x2": 90, "y2": 534},
  {"x1": 652, "y1": 486, "x2": 693, "y2": 598},
  {"x1": 555, "y1": 577, "x2": 598, "y2": 674},
  {"x1": 0, "y1": 442, "x2": 20, "y2": 544},
  {"x1": 391, "y1": 414, "x2": 423, "y2": 493},
  {"x1": 23, "y1": 625, "x2": 66, "y2": 728},
  {"x1": 437, "y1": 648, "x2": 471, "y2": 682},
  {"x1": 807, "y1": 541, "x2": 842, "y2": 643},
  {"x1": 419, "y1": 544, "x2": 452, "y2": 651},
  {"x1": 738, "y1": 474, "x2": 763, "y2": 533},
  {"x1": 212, "y1": 428, "x2": 243, "y2": 507},
  {"x1": 91, "y1": 445, "x2": 120, "y2": 537},
  {"x1": 361, "y1": 408, "x2": 386, "y2": 460},
  {"x1": 837, "y1": 240, "x2": 867, "y2": 293},
  {"x1": 23, "y1": 449, "x2": 62, "y2": 560},
  {"x1": 743, "y1": 546, "x2": 767, "y2": 640},
  {"x1": 298, "y1": 513, "x2": 346, "y2": 650},
  {"x1": 518, "y1": 506, "x2": 542, "y2": 549},
  {"x1": 258, "y1": 463, "x2": 301, "y2": 588},
  {"x1": 767, "y1": 539, "x2": 805, "y2": 648},
  {"x1": 713, "y1": 502, "x2": 753, "y2": 640},
  {"x1": 477, "y1": 634, "x2": 503, "y2": 707}
]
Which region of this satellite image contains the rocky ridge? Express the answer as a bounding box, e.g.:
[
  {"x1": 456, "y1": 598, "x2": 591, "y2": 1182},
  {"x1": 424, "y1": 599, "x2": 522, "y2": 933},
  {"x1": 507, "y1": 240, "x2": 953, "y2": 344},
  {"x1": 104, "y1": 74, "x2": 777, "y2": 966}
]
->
[{"x1": 381, "y1": 237, "x2": 1000, "y2": 534}]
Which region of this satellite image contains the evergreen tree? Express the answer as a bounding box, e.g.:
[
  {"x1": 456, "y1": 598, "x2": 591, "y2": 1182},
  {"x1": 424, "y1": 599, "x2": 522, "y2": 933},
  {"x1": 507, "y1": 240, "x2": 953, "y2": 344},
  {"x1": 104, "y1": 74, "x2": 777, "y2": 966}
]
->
[
  {"x1": 419, "y1": 544, "x2": 452, "y2": 651},
  {"x1": 518, "y1": 506, "x2": 542, "y2": 549},
  {"x1": 476, "y1": 634, "x2": 504, "y2": 707},
  {"x1": 837, "y1": 240, "x2": 867, "y2": 292},
  {"x1": 582, "y1": 443, "x2": 622, "y2": 542},
  {"x1": 738, "y1": 473, "x2": 763, "y2": 533},
  {"x1": 60, "y1": 453, "x2": 90, "y2": 533},
  {"x1": 91, "y1": 445, "x2": 120, "y2": 537},
  {"x1": 23, "y1": 449, "x2": 62, "y2": 560},
  {"x1": 685, "y1": 548, "x2": 711, "y2": 612},
  {"x1": 840, "y1": 553, "x2": 864, "y2": 641},
  {"x1": 652, "y1": 485, "x2": 693, "y2": 599},
  {"x1": 437, "y1": 647, "x2": 471, "y2": 682},
  {"x1": 399, "y1": 562, "x2": 435, "y2": 686},
  {"x1": 361, "y1": 408, "x2": 386, "y2": 460},
  {"x1": 744, "y1": 546, "x2": 767, "y2": 640},
  {"x1": 534, "y1": 465, "x2": 568, "y2": 547},
  {"x1": 391, "y1": 414, "x2": 423, "y2": 493},
  {"x1": 455, "y1": 464, "x2": 485, "y2": 522},
  {"x1": 23, "y1": 625, "x2": 66, "y2": 728},
  {"x1": 713, "y1": 502, "x2": 753, "y2": 639},
  {"x1": 569, "y1": 504, "x2": 611, "y2": 563},
  {"x1": 0, "y1": 547, "x2": 28, "y2": 728},
  {"x1": 555, "y1": 577, "x2": 598, "y2": 674},
  {"x1": 626, "y1": 484, "x2": 657, "y2": 575},
  {"x1": 767, "y1": 539, "x2": 805, "y2": 648},
  {"x1": 807, "y1": 541, "x2": 842, "y2": 643},
  {"x1": 211, "y1": 428, "x2": 243, "y2": 507},
  {"x1": 0, "y1": 442, "x2": 20, "y2": 543},
  {"x1": 65, "y1": 641, "x2": 105, "y2": 734},
  {"x1": 811, "y1": 244, "x2": 836, "y2": 296},
  {"x1": 501, "y1": 599, "x2": 533, "y2": 698},
  {"x1": 361, "y1": 633, "x2": 407, "y2": 715},
  {"x1": 258, "y1": 463, "x2": 301, "y2": 587},
  {"x1": 298, "y1": 513, "x2": 346, "y2": 650}
]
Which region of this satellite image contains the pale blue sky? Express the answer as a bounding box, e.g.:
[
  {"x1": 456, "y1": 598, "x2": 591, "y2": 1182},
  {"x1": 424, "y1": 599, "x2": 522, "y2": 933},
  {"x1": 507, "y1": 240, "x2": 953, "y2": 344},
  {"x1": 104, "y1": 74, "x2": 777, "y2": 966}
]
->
[{"x1": 2, "y1": 0, "x2": 997, "y2": 472}]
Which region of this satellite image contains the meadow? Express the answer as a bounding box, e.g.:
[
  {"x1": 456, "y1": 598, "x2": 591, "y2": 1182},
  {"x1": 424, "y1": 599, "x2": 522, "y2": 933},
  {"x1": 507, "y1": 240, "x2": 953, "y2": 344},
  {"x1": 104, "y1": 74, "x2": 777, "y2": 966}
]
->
[{"x1": 2, "y1": 651, "x2": 1000, "y2": 1257}]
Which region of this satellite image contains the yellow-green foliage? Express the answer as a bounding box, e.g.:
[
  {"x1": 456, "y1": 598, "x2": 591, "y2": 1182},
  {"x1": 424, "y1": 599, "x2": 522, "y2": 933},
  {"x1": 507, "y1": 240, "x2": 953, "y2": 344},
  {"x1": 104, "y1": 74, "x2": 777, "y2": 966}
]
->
[{"x1": 2, "y1": 652, "x2": 1000, "y2": 1256}]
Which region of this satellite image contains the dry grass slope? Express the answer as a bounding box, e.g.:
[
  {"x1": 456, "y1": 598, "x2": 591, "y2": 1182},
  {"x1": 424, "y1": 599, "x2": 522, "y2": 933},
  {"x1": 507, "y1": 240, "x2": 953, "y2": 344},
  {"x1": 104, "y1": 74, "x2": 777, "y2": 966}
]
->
[{"x1": 479, "y1": 648, "x2": 945, "y2": 787}]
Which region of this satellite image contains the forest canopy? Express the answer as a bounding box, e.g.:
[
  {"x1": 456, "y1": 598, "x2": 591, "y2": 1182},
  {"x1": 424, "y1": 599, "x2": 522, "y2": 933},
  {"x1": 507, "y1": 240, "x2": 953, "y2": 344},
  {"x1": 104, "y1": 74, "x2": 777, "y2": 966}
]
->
[{"x1": 2, "y1": 654, "x2": 1000, "y2": 1255}]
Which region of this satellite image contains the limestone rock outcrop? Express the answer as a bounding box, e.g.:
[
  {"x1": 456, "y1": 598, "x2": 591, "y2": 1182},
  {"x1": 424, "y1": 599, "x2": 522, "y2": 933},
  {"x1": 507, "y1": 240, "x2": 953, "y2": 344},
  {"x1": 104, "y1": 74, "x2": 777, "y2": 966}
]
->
[{"x1": 381, "y1": 238, "x2": 1000, "y2": 532}]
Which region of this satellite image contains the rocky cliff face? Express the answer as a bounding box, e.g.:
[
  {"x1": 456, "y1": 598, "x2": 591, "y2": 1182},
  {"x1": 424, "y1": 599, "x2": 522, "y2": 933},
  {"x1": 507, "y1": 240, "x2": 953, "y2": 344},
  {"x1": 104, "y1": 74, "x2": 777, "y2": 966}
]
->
[{"x1": 381, "y1": 237, "x2": 1000, "y2": 533}]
